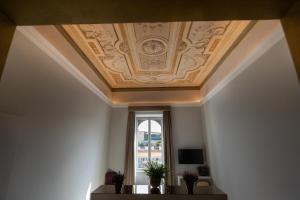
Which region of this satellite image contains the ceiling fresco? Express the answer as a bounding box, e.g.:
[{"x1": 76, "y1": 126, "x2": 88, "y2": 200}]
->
[{"x1": 62, "y1": 21, "x2": 252, "y2": 89}]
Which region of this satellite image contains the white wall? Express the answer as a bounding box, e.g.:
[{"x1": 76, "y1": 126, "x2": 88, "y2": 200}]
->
[
  {"x1": 0, "y1": 113, "x2": 21, "y2": 200},
  {"x1": 202, "y1": 37, "x2": 300, "y2": 200},
  {"x1": 171, "y1": 107, "x2": 205, "y2": 175},
  {"x1": 107, "y1": 107, "x2": 205, "y2": 176},
  {"x1": 0, "y1": 30, "x2": 112, "y2": 200},
  {"x1": 107, "y1": 108, "x2": 128, "y2": 172}
]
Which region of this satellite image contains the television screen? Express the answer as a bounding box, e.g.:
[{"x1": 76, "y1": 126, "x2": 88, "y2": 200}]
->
[{"x1": 178, "y1": 149, "x2": 204, "y2": 164}]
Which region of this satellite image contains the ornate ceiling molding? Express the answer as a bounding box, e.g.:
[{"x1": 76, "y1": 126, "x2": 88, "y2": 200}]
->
[{"x1": 61, "y1": 21, "x2": 253, "y2": 90}]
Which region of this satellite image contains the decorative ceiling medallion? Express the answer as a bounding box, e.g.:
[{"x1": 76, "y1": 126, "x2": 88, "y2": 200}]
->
[
  {"x1": 140, "y1": 38, "x2": 167, "y2": 56},
  {"x1": 62, "y1": 21, "x2": 252, "y2": 89}
]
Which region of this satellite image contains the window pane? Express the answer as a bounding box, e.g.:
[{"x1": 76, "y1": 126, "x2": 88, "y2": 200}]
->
[
  {"x1": 137, "y1": 120, "x2": 149, "y2": 169},
  {"x1": 150, "y1": 120, "x2": 163, "y2": 165},
  {"x1": 135, "y1": 115, "x2": 163, "y2": 185}
]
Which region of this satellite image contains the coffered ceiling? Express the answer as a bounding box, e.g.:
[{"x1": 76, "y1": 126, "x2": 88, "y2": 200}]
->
[{"x1": 61, "y1": 21, "x2": 252, "y2": 90}]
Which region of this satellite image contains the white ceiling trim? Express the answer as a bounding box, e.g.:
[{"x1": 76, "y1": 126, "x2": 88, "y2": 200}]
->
[
  {"x1": 17, "y1": 26, "x2": 114, "y2": 107},
  {"x1": 199, "y1": 21, "x2": 284, "y2": 106}
]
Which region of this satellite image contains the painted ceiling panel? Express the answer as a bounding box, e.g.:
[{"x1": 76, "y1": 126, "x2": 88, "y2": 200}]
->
[{"x1": 62, "y1": 21, "x2": 252, "y2": 89}]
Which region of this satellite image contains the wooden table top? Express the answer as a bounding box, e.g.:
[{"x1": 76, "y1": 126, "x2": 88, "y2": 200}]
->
[{"x1": 91, "y1": 185, "x2": 227, "y2": 200}]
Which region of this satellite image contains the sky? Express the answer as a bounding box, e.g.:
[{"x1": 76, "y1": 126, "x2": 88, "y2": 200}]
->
[{"x1": 138, "y1": 120, "x2": 161, "y2": 133}]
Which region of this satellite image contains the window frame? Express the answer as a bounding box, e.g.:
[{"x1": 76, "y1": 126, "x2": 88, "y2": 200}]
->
[{"x1": 134, "y1": 114, "x2": 164, "y2": 176}]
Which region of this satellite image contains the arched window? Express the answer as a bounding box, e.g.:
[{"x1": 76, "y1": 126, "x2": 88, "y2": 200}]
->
[{"x1": 135, "y1": 113, "x2": 163, "y2": 184}]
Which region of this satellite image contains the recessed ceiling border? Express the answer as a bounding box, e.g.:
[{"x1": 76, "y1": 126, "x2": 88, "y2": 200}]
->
[
  {"x1": 55, "y1": 21, "x2": 256, "y2": 92},
  {"x1": 55, "y1": 25, "x2": 112, "y2": 90},
  {"x1": 112, "y1": 86, "x2": 201, "y2": 92},
  {"x1": 199, "y1": 20, "x2": 257, "y2": 89}
]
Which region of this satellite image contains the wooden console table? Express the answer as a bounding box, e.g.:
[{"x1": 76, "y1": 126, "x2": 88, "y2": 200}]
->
[{"x1": 91, "y1": 185, "x2": 227, "y2": 200}]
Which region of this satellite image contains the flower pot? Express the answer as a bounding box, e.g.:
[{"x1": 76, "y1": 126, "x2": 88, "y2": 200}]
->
[
  {"x1": 114, "y1": 183, "x2": 122, "y2": 194},
  {"x1": 185, "y1": 181, "x2": 194, "y2": 195},
  {"x1": 150, "y1": 177, "x2": 161, "y2": 194},
  {"x1": 150, "y1": 177, "x2": 161, "y2": 188},
  {"x1": 123, "y1": 185, "x2": 133, "y2": 194}
]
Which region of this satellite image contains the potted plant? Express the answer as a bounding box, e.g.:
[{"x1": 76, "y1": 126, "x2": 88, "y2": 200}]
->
[
  {"x1": 144, "y1": 161, "x2": 168, "y2": 194},
  {"x1": 183, "y1": 172, "x2": 198, "y2": 195},
  {"x1": 112, "y1": 172, "x2": 125, "y2": 194}
]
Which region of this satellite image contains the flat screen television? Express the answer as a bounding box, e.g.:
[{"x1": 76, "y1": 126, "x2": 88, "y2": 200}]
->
[{"x1": 178, "y1": 149, "x2": 204, "y2": 164}]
